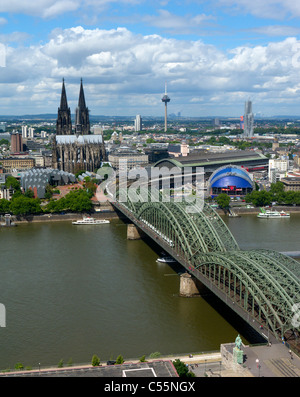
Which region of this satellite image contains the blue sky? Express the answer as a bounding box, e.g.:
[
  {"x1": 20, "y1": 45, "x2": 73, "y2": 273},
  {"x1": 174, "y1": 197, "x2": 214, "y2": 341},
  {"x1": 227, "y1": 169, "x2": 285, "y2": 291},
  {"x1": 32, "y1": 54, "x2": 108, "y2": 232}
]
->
[{"x1": 1, "y1": 0, "x2": 300, "y2": 117}]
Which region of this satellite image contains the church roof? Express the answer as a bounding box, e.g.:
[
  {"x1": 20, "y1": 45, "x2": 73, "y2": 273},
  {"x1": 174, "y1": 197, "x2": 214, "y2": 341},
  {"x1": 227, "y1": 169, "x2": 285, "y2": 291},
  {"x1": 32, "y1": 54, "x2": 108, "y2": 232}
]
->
[{"x1": 55, "y1": 135, "x2": 103, "y2": 145}]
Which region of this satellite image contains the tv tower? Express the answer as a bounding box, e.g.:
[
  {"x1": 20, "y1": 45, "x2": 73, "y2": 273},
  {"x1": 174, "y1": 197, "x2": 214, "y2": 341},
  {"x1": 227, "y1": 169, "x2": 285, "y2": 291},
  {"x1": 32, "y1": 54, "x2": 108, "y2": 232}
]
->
[{"x1": 161, "y1": 82, "x2": 170, "y2": 132}]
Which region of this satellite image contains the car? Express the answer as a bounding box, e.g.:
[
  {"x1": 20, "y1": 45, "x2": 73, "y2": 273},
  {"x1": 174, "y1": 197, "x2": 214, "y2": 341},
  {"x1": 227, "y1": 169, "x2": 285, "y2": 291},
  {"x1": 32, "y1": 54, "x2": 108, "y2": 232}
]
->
[{"x1": 106, "y1": 360, "x2": 116, "y2": 366}]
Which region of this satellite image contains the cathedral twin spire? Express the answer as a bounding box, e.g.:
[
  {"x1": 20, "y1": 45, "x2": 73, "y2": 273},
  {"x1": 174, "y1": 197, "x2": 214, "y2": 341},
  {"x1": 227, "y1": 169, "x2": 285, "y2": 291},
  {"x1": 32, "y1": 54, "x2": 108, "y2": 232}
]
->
[{"x1": 56, "y1": 78, "x2": 90, "y2": 135}]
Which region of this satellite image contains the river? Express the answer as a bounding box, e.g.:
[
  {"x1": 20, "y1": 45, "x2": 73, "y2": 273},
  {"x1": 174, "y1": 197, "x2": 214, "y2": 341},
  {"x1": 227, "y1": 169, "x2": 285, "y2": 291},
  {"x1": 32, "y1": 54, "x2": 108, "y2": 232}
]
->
[{"x1": 0, "y1": 213, "x2": 299, "y2": 370}]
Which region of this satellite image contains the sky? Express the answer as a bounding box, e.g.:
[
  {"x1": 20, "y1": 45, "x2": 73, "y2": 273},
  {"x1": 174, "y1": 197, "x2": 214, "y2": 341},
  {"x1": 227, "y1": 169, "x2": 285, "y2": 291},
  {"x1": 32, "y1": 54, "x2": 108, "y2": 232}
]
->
[{"x1": 1, "y1": 1, "x2": 300, "y2": 117}]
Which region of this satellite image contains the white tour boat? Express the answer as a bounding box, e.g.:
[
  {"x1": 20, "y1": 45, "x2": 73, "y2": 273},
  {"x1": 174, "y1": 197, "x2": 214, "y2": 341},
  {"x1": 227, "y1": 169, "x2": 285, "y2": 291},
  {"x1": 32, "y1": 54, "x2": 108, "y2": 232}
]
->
[
  {"x1": 257, "y1": 208, "x2": 290, "y2": 219},
  {"x1": 72, "y1": 216, "x2": 110, "y2": 225}
]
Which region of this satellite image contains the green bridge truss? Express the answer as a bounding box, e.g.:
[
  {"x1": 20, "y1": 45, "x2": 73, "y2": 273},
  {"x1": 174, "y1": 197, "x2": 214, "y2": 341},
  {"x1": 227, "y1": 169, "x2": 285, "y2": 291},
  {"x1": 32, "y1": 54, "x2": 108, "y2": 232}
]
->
[{"x1": 114, "y1": 190, "x2": 300, "y2": 345}]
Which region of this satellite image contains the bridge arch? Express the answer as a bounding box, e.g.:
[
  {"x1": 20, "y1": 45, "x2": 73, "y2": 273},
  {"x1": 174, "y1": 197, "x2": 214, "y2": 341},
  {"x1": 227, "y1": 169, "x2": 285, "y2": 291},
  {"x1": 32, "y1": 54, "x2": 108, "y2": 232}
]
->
[
  {"x1": 115, "y1": 191, "x2": 300, "y2": 345},
  {"x1": 194, "y1": 250, "x2": 300, "y2": 340}
]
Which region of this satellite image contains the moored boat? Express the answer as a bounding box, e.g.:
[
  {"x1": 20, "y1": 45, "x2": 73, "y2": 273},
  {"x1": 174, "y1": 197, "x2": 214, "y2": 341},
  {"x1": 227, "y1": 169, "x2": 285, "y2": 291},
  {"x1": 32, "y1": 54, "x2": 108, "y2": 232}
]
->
[
  {"x1": 72, "y1": 216, "x2": 110, "y2": 225},
  {"x1": 257, "y1": 208, "x2": 290, "y2": 219}
]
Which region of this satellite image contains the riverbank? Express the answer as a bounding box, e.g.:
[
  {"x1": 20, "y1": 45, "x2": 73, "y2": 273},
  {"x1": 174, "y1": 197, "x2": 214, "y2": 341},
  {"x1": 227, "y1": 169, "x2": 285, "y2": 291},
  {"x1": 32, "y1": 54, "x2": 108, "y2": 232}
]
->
[
  {"x1": 217, "y1": 205, "x2": 300, "y2": 215},
  {"x1": 1, "y1": 206, "x2": 119, "y2": 224},
  {"x1": 2, "y1": 343, "x2": 300, "y2": 377},
  {"x1": 3, "y1": 204, "x2": 300, "y2": 225},
  {"x1": 0, "y1": 351, "x2": 222, "y2": 377}
]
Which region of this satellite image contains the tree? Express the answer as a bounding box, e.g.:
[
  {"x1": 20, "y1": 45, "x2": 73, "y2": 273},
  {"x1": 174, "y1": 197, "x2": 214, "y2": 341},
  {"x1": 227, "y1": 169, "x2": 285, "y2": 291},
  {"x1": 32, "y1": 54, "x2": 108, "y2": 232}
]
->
[
  {"x1": 5, "y1": 176, "x2": 20, "y2": 191},
  {"x1": 24, "y1": 189, "x2": 34, "y2": 198},
  {"x1": 0, "y1": 199, "x2": 10, "y2": 214},
  {"x1": 172, "y1": 359, "x2": 195, "y2": 377},
  {"x1": 116, "y1": 355, "x2": 124, "y2": 365},
  {"x1": 216, "y1": 193, "x2": 230, "y2": 209},
  {"x1": 91, "y1": 355, "x2": 100, "y2": 367},
  {"x1": 245, "y1": 190, "x2": 273, "y2": 207},
  {"x1": 270, "y1": 181, "x2": 284, "y2": 195},
  {"x1": 14, "y1": 363, "x2": 24, "y2": 371},
  {"x1": 10, "y1": 196, "x2": 42, "y2": 216},
  {"x1": 44, "y1": 184, "x2": 53, "y2": 200}
]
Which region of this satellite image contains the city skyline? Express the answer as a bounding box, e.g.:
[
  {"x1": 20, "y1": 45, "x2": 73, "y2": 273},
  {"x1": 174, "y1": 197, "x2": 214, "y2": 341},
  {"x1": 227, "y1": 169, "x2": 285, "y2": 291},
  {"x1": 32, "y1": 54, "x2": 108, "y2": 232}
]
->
[{"x1": 1, "y1": 1, "x2": 300, "y2": 117}]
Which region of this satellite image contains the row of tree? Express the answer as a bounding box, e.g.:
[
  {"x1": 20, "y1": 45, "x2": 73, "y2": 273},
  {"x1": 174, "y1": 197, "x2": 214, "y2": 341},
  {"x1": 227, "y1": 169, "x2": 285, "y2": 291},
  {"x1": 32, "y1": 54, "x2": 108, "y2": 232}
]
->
[
  {"x1": 245, "y1": 181, "x2": 300, "y2": 207},
  {"x1": 213, "y1": 182, "x2": 300, "y2": 209}
]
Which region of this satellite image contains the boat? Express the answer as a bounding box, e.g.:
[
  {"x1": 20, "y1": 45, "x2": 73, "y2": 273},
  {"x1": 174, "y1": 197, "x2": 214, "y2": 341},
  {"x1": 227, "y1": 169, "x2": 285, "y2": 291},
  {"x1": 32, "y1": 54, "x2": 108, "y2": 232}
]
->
[
  {"x1": 228, "y1": 209, "x2": 240, "y2": 218},
  {"x1": 156, "y1": 256, "x2": 177, "y2": 263},
  {"x1": 257, "y1": 208, "x2": 290, "y2": 219},
  {"x1": 72, "y1": 216, "x2": 110, "y2": 225}
]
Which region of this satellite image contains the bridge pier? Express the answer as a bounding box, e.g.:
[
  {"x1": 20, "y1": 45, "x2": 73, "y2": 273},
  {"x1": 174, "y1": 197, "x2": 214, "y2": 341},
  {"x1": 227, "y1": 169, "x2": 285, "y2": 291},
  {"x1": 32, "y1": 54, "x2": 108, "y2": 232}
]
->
[
  {"x1": 127, "y1": 224, "x2": 145, "y2": 240},
  {"x1": 179, "y1": 273, "x2": 200, "y2": 297}
]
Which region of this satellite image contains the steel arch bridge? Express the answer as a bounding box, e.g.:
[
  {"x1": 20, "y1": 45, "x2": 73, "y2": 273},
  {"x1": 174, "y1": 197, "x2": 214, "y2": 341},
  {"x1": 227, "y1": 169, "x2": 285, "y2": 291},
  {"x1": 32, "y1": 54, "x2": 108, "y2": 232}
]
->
[{"x1": 113, "y1": 191, "x2": 300, "y2": 347}]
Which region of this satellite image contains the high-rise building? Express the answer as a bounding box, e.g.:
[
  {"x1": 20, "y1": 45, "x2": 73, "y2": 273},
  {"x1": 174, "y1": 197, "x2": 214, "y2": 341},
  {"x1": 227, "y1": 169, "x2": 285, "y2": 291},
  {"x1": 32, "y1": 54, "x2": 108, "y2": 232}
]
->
[
  {"x1": 10, "y1": 132, "x2": 23, "y2": 153},
  {"x1": 21, "y1": 125, "x2": 28, "y2": 138},
  {"x1": 28, "y1": 127, "x2": 35, "y2": 138},
  {"x1": 243, "y1": 100, "x2": 254, "y2": 138},
  {"x1": 134, "y1": 115, "x2": 142, "y2": 132}
]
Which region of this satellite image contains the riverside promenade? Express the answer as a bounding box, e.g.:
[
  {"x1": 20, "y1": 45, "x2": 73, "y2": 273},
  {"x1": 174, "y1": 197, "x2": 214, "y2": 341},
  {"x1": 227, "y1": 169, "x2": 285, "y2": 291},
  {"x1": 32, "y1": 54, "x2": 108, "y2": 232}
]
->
[{"x1": 1, "y1": 344, "x2": 299, "y2": 377}]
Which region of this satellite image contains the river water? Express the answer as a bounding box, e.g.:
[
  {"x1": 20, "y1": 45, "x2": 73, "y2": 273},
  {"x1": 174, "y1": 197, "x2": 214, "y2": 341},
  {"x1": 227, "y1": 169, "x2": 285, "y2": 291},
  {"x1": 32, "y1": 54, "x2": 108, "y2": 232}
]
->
[{"x1": 0, "y1": 213, "x2": 299, "y2": 370}]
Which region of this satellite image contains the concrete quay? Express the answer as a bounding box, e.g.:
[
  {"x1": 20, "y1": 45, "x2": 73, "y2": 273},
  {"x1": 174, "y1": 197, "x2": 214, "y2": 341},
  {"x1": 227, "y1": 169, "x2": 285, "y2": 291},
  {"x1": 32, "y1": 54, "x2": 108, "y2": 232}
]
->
[{"x1": 2, "y1": 343, "x2": 299, "y2": 377}]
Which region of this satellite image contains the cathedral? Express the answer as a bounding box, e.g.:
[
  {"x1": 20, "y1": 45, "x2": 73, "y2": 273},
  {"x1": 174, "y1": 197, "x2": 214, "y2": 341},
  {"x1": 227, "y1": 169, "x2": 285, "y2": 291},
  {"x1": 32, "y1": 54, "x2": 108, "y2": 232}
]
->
[{"x1": 52, "y1": 79, "x2": 106, "y2": 174}]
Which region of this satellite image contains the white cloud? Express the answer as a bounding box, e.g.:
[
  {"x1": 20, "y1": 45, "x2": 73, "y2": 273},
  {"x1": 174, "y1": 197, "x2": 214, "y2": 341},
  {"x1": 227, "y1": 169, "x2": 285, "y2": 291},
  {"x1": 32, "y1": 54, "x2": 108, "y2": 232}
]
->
[
  {"x1": 0, "y1": 0, "x2": 143, "y2": 18},
  {"x1": 0, "y1": 0, "x2": 81, "y2": 18},
  {"x1": 2, "y1": 27, "x2": 300, "y2": 115},
  {"x1": 142, "y1": 9, "x2": 216, "y2": 34},
  {"x1": 250, "y1": 25, "x2": 300, "y2": 37},
  {"x1": 217, "y1": 0, "x2": 300, "y2": 19}
]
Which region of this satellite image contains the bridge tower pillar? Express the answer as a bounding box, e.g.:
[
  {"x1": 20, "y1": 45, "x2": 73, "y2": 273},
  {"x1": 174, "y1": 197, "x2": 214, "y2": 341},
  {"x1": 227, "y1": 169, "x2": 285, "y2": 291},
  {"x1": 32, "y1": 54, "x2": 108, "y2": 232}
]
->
[
  {"x1": 179, "y1": 273, "x2": 200, "y2": 297},
  {"x1": 127, "y1": 224, "x2": 145, "y2": 240}
]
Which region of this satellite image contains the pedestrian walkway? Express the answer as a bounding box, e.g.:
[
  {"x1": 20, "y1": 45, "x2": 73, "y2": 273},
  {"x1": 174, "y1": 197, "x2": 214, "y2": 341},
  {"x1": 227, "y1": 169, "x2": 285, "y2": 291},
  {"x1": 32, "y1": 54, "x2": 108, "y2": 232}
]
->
[{"x1": 242, "y1": 343, "x2": 300, "y2": 377}]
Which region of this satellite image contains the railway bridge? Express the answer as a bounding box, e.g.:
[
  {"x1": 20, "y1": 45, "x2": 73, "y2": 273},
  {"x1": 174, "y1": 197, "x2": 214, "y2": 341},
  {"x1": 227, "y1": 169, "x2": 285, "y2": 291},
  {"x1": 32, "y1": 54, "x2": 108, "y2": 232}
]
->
[{"x1": 112, "y1": 190, "x2": 300, "y2": 350}]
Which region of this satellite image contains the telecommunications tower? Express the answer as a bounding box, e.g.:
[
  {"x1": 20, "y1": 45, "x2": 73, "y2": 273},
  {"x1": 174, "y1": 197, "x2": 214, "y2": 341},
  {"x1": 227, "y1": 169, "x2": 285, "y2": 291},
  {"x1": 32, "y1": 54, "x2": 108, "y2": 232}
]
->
[{"x1": 161, "y1": 82, "x2": 170, "y2": 132}]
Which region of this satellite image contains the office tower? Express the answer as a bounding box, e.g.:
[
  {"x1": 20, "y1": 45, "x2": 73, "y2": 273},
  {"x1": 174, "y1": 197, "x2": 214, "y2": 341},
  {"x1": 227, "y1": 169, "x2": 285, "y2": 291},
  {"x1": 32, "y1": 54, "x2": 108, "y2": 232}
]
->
[
  {"x1": 22, "y1": 125, "x2": 28, "y2": 138},
  {"x1": 161, "y1": 83, "x2": 170, "y2": 132},
  {"x1": 11, "y1": 132, "x2": 22, "y2": 153},
  {"x1": 28, "y1": 127, "x2": 34, "y2": 138},
  {"x1": 135, "y1": 115, "x2": 142, "y2": 132},
  {"x1": 243, "y1": 100, "x2": 254, "y2": 138}
]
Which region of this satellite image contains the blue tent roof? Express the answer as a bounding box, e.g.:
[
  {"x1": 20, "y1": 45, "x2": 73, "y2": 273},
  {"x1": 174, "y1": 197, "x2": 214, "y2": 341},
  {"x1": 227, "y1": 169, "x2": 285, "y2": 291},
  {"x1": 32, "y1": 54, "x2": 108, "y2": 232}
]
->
[
  {"x1": 209, "y1": 166, "x2": 254, "y2": 189},
  {"x1": 211, "y1": 175, "x2": 253, "y2": 188}
]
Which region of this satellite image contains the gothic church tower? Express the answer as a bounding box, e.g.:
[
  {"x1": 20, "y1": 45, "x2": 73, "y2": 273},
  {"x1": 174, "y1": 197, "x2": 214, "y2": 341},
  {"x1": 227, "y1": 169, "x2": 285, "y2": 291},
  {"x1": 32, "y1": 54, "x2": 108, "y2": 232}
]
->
[
  {"x1": 75, "y1": 79, "x2": 90, "y2": 135},
  {"x1": 56, "y1": 78, "x2": 72, "y2": 135}
]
